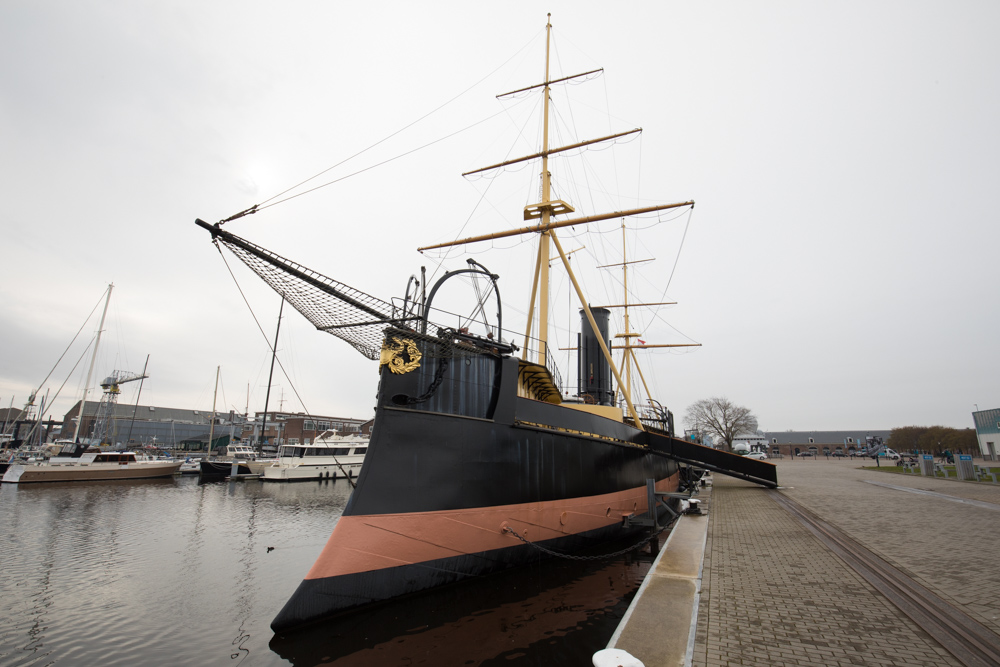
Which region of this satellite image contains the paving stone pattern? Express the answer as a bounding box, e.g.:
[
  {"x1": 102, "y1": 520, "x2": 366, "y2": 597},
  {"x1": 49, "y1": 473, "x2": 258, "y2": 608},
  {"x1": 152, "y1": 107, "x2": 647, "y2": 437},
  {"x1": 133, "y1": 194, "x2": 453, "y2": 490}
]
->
[
  {"x1": 778, "y1": 459, "x2": 1000, "y2": 638},
  {"x1": 691, "y1": 461, "x2": 969, "y2": 667}
]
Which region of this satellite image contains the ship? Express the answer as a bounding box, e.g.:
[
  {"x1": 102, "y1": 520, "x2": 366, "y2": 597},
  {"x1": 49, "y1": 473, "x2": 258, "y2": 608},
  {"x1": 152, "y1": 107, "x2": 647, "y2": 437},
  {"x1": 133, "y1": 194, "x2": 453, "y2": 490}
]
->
[{"x1": 196, "y1": 15, "x2": 776, "y2": 632}]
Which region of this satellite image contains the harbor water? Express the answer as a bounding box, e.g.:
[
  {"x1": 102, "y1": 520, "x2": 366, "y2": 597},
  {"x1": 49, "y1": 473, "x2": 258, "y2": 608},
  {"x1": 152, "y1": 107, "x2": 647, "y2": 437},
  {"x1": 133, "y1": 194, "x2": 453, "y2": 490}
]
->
[{"x1": 0, "y1": 476, "x2": 662, "y2": 666}]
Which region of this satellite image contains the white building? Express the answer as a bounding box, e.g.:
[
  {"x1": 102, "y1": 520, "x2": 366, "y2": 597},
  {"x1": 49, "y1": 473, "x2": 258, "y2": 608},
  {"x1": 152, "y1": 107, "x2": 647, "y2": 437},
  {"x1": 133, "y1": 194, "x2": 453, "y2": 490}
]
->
[{"x1": 972, "y1": 408, "x2": 1000, "y2": 461}]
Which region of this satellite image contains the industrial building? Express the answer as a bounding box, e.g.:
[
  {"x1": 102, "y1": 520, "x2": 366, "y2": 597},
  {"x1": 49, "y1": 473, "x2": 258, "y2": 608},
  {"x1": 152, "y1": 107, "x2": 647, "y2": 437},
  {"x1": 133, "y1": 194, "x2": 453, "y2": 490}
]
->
[{"x1": 52, "y1": 401, "x2": 371, "y2": 451}]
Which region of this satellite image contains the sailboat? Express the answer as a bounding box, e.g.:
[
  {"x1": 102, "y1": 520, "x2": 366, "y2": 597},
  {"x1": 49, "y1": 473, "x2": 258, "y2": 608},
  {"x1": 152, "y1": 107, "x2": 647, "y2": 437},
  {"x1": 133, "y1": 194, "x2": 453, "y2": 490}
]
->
[
  {"x1": 196, "y1": 15, "x2": 776, "y2": 631},
  {"x1": 3, "y1": 285, "x2": 182, "y2": 483}
]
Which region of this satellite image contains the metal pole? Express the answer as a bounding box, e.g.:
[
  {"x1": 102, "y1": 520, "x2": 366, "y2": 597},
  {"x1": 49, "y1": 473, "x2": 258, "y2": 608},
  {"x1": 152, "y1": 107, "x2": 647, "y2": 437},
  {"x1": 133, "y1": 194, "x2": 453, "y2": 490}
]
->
[
  {"x1": 72, "y1": 283, "x2": 113, "y2": 445},
  {"x1": 259, "y1": 296, "x2": 284, "y2": 456},
  {"x1": 2, "y1": 396, "x2": 12, "y2": 436},
  {"x1": 207, "y1": 366, "x2": 219, "y2": 456},
  {"x1": 125, "y1": 355, "x2": 150, "y2": 449}
]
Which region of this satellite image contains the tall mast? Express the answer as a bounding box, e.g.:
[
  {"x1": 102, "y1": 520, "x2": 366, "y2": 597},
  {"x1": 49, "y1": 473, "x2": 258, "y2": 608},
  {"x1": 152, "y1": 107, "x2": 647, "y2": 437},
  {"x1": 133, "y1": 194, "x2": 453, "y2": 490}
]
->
[
  {"x1": 259, "y1": 296, "x2": 284, "y2": 455},
  {"x1": 72, "y1": 283, "x2": 113, "y2": 444},
  {"x1": 207, "y1": 365, "x2": 219, "y2": 455},
  {"x1": 416, "y1": 14, "x2": 696, "y2": 428},
  {"x1": 534, "y1": 13, "x2": 554, "y2": 366}
]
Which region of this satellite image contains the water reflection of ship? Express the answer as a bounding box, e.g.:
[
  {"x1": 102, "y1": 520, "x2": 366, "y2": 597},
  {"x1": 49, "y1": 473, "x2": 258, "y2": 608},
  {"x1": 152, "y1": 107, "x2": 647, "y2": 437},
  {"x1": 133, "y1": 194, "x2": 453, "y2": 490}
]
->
[
  {"x1": 269, "y1": 533, "x2": 661, "y2": 666},
  {"x1": 228, "y1": 496, "x2": 260, "y2": 666}
]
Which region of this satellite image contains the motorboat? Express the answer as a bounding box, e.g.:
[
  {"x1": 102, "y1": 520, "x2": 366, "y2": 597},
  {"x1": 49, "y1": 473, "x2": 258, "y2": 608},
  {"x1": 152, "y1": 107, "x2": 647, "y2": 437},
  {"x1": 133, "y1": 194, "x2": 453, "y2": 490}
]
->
[
  {"x1": 199, "y1": 442, "x2": 272, "y2": 476},
  {"x1": 262, "y1": 434, "x2": 368, "y2": 482},
  {"x1": 2, "y1": 448, "x2": 182, "y2": 483}
]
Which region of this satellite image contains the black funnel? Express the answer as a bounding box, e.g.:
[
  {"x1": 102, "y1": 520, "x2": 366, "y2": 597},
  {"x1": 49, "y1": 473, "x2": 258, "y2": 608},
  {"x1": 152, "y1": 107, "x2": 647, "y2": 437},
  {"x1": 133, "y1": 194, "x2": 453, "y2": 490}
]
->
[{"x1": 577, "y1": 307, "x2": 613, "y2": 405}]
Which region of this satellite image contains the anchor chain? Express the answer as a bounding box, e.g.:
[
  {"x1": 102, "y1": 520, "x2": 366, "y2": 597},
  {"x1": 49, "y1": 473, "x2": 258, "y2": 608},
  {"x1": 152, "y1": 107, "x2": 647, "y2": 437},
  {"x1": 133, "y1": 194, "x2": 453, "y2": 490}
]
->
[
  {"x1": 502, "y1": 522, "x2": 671, "y2": 562},
  {"x1": 402, "y1": 357, "x2": 449, "y2": 404}
]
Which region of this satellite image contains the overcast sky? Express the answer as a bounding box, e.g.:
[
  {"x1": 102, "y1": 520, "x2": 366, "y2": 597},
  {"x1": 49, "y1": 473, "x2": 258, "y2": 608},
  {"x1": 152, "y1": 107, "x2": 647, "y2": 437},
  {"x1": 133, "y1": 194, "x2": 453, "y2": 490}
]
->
[{"x1": 2, "y1": 1, "x2": 997, "y2": 434}]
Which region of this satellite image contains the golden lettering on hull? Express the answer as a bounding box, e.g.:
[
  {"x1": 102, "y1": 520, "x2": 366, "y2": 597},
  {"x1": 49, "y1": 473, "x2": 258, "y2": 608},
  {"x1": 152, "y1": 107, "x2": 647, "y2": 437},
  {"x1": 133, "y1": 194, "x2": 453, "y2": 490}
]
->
[{"x1": 379, "y1": 336, "x2": 422, "y2": 374}]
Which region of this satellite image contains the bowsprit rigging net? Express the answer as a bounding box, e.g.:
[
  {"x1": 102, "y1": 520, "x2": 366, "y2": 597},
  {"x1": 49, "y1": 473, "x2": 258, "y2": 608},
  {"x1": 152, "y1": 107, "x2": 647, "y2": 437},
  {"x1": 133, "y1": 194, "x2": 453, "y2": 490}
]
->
[{"x1": 196, "y1": 219, "x2": 409, "y2": 361}]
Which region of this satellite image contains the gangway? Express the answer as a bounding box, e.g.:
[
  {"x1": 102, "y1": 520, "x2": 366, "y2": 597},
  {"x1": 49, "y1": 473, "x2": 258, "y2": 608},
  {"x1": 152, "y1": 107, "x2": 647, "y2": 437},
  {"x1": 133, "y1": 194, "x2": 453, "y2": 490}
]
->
[{"x1": 643, "y1": 430, "x2": 778, "y2": 488}]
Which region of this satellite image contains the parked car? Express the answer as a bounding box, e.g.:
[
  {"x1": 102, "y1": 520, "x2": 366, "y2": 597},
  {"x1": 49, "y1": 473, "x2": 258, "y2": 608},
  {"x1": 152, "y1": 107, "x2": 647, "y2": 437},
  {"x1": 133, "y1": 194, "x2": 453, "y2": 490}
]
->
[
  {"x1": 745, "y1": 451, "x2": 768, "y2": 460},
  {"x1": 877, "y1": 448, "x2": 901, "y2": 461},
  {"x1": 796, "y1": 451, "x2": 814, "y2": 457},
  {"x1": 831, "y1": 451, "x2": 847, "y2": 457}
]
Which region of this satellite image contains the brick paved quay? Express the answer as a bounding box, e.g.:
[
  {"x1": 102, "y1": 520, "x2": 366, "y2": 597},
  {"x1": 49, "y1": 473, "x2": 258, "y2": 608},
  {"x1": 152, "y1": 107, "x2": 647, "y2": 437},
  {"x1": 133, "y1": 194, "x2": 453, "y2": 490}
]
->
[{"x1": 690, "y1": 458, "x2": 1000, "y2": 667}]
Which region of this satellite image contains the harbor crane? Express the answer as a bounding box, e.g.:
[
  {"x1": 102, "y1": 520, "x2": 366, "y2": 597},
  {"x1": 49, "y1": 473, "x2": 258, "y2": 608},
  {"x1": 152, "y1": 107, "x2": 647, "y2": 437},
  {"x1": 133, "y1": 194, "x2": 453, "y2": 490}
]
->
[{"x1": 89, "y1": 370, "x2": 149, "y2": 447}]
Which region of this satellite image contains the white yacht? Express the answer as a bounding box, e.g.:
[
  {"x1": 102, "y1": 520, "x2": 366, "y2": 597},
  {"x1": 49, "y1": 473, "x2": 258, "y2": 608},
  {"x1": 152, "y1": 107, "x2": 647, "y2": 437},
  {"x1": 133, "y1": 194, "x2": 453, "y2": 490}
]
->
[
  {"x1": 2, "y1": 449, "x2": 182, "y2": 483},
  {"x1": 262, "y1": 433, "x2": 368, "y2": 482}
]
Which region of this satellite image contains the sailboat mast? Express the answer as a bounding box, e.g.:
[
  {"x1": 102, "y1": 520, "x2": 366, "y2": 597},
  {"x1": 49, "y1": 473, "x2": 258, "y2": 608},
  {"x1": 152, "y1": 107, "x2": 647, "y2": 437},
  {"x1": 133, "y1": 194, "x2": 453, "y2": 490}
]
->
[
  {"x1": 535, "y1": 13, "x2": 554, "y2": 366},
  {"x1": 207, "y1": 365, "x2": 219, "y2": 455},
  {"x1": 34, "y1": 390, "x2": 48, "y2": 447},
  {"x1": 125, "y1": 354, "x2": 150, "y2": 448},
  {"x1": 72, "y1": 283, "x2": 113, "y2": 444},
  {"x1": 259, "y1": 296, "x2": 284, "y2": 455}
]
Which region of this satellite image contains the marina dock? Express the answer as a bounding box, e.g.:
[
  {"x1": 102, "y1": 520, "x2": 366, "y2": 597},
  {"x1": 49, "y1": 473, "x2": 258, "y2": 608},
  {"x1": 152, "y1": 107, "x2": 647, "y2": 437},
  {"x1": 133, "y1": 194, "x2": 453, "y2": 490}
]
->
[{"x1": 608, "y1": 458, "x2": 1000, "y2": 666}]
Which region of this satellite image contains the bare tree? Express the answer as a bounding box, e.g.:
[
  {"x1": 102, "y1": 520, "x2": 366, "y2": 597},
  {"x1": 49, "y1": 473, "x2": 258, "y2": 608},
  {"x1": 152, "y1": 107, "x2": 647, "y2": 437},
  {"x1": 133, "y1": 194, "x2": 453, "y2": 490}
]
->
[{"x1": 684, "y1": 397, "x2": 757, "y2": 452}]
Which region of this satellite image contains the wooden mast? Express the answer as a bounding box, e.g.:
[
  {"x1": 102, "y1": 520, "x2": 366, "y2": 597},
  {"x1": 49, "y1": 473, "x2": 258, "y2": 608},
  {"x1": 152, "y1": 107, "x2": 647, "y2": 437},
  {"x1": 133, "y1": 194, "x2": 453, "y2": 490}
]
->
[
  {"x1": 418, "y1": 201, "x2": 693, "y2": 252},
  {"x1": 535, "y1": 13, "x2": 553, "y2": 367}
]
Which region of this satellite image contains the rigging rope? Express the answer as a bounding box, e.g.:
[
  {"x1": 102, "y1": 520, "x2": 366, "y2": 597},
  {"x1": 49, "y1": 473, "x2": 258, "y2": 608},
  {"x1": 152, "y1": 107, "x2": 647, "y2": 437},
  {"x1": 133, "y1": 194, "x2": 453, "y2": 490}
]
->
[
  {"x1": 215, "y1": 243, "x2": 359, "y2": 488},
  {"x1": 220, "y1": 31, "x2": 542, "y2": 225},
  {"x1": 17, "y1": 339, "x2": 94, "y2": 444},
  {"x1": 247, "y1": 110, "x2": 511, "y2": 217}
]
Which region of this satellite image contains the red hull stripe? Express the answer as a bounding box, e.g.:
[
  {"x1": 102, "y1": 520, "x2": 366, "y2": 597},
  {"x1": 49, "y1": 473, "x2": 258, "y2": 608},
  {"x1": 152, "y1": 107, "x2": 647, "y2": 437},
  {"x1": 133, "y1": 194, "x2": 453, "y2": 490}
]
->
[{"x1": 305, "y1": 474, "x2": 678, "y2": 580}]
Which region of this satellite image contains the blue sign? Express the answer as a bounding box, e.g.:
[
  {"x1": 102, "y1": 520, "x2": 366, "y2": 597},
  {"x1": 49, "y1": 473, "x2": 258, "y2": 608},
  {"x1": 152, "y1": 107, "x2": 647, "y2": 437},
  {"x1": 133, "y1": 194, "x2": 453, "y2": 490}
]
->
[
  {"x1": 923, "y1": 455, "x2": 933, "y2": 460},
  {"x1": 959, "y1": 454, "x2": 972, "y2": 461}
]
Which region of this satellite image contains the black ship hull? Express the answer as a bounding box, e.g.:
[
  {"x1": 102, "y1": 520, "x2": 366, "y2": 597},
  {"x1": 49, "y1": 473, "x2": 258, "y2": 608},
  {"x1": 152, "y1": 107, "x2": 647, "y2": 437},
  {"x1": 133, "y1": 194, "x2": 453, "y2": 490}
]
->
[{"x1": 271, "y1": 333, "x2": 683, "y2": 631}]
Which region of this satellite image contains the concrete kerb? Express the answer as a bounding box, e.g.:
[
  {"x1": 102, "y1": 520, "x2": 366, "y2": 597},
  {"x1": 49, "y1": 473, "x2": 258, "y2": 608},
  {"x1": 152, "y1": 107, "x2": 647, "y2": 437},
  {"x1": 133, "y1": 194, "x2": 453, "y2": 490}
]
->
[{"x1": 606, "y1": 481, "x2": 712, "y2": 667}]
